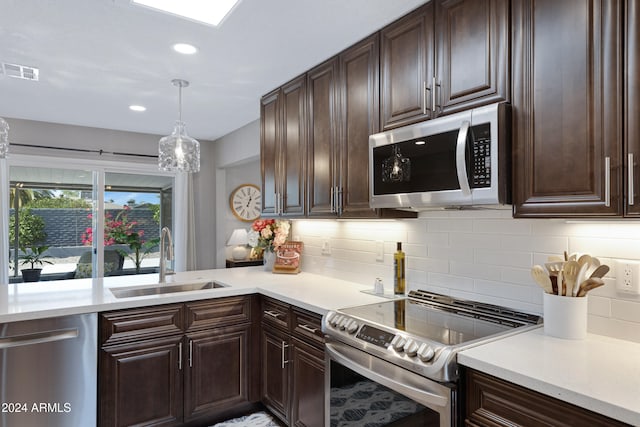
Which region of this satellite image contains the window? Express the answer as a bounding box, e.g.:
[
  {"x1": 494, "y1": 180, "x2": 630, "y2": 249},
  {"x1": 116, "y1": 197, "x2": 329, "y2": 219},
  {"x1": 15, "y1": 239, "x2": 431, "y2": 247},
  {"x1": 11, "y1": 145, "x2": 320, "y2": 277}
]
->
[{"x1": 5, "y1": 157, "x2": 175, "y2": 283}]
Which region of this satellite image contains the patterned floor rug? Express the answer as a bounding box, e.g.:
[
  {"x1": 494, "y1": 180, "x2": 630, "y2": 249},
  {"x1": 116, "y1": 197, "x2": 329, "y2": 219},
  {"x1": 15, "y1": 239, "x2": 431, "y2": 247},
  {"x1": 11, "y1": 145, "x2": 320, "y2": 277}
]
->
[{"x1": 211, "y1": 411, "x2": 282, "y2": 427}]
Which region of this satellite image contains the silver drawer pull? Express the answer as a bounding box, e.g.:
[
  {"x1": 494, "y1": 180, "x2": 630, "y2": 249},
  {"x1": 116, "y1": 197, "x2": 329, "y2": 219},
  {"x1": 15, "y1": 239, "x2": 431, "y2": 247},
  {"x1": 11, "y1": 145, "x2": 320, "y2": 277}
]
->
[
  {"x1": 178, "y1": 341, "x2": 183, "y2": 370},
  {"x1": 264, "y1": 310, "x2": 281, "y2": 319},
  {"x1": 281, "y1": 340, "x2": 290, "y2": 369},
  {"x1": 299, "y1": 324, "x2": 319, "y2": 334}
]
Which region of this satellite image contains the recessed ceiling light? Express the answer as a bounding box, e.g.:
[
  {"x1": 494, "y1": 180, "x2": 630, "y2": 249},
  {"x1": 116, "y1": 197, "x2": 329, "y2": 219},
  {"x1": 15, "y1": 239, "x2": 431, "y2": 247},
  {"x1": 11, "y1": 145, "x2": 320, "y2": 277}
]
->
[
  {"x1": 131, "y1": 0, "x2": 240, "y2": 26},
  {"x1": 129, "y1": 105, "x2": 146, "y2": 112},
  {"x1": 173, "y1": 43, "x2": 197, "y2": 55}
]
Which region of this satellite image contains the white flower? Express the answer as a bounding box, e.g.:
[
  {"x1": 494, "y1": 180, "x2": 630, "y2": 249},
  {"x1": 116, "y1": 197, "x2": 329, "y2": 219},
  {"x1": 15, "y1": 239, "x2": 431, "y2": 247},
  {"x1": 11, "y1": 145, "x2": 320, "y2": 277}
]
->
[{"x1": 247, "y1": 230, "x2": 260, "y2": 247}]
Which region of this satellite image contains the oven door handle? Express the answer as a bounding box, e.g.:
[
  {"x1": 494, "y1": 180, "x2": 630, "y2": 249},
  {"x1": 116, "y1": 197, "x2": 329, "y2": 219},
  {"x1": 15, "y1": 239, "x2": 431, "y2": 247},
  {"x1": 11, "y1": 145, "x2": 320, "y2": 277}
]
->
[
  {"x1": 455, "y1": 120, "x2": 472, "y2": 197},
  {"x1": 326, "y1": 342, "x2": 451, "y2": 411}
]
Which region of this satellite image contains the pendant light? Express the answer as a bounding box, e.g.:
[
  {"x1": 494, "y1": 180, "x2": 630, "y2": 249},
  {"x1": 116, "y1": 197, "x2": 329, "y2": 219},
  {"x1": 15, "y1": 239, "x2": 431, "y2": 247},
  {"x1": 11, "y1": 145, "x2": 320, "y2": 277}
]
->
[
  {"x1": 158, "y1": 79, "x2": 200, "y2": 172},
  {"x1": 0, "y1": 117, "x2": 9, "y2": 159}
]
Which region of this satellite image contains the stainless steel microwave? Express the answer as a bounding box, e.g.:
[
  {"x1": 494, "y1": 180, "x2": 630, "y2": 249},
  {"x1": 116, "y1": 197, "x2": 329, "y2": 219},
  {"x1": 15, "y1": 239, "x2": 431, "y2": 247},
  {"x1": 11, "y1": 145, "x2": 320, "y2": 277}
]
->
[{"x1": 369, "y1": 102, "x2": 511, "y2": 209}]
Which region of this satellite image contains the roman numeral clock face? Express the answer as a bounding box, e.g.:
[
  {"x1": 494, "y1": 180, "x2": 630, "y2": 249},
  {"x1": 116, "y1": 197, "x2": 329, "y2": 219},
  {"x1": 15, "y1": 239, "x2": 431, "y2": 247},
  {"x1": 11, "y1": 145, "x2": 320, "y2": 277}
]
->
[{"x1": 230, "y1": 184, "x2": 262, "y2": 222}]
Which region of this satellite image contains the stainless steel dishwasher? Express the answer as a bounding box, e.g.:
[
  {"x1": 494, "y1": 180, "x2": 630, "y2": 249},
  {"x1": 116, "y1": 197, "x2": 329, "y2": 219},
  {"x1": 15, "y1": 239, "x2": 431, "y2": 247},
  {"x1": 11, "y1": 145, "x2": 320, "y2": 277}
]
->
[{"x1": 0, "y1": 313, "x2": 97, "y2": 427}]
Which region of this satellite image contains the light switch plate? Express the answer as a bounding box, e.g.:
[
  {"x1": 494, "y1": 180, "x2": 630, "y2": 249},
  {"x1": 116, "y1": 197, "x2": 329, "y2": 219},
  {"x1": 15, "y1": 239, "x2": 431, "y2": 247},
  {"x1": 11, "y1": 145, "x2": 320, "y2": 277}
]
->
[
  {"x1": 321, "y1": 239, "x2": 331, "y2": 256},
  {"x1": 375, "y1": 240, "x2": 384, "y2": 262}
]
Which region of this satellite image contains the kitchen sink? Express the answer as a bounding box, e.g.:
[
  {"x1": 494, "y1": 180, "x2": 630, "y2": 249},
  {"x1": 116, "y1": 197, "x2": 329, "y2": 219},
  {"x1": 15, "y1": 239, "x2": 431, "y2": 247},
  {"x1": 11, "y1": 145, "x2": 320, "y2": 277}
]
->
[{"x1": 110, "y1": 281, "x2": 227, "y2": 298}]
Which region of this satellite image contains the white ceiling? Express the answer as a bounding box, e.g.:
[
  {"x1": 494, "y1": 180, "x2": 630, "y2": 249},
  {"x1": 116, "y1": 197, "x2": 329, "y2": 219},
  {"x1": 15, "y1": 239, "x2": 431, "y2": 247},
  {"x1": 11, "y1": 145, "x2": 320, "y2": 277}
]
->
[{"x1": 0, "y1": 0, "x2": 426, "y2": 142}]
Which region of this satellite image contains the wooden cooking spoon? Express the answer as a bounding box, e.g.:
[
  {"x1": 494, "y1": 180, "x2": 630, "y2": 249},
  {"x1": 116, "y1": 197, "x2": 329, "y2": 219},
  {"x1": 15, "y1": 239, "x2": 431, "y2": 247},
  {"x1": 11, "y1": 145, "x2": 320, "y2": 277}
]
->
[
  {"x1": 563, "y1": 261, "x2": 580, "y2": 297},
  {"x1": 589, "y1": 264, "x2": 610, "y2": 279},
  {"x1": 531, "y1": 265, "x2": 553, "y2": 294},
  {"x1": 577, "y1": 277, "x2": 605, "y2": 297}
]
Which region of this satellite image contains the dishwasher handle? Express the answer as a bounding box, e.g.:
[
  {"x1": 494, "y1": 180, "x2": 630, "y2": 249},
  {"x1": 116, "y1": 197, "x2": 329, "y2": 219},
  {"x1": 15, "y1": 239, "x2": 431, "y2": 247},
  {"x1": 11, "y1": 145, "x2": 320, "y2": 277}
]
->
[{"x1": 0, "y1": 328, "x2": 79, "y2": 349}]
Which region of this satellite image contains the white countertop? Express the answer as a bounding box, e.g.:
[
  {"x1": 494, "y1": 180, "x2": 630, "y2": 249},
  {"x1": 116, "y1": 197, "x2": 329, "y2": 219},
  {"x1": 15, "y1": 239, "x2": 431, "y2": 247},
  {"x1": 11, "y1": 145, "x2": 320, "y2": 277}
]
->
[
  {"x1": 0, "y1": 267, "x2": 388, "y2": 322},
  {"x1": 458, "y1": 328, "x2": 640, "y2": 426},
  {"x1": 3, "y1": 268, "x2": 639, "y2": 425}
]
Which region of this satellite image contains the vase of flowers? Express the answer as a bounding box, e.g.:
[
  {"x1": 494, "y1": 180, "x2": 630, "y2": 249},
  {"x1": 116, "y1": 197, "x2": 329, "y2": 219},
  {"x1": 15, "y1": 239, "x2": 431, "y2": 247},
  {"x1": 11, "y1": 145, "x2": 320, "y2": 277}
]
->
[{"x1": 248, "y1": 219, "x2": 290, "y2": 271}]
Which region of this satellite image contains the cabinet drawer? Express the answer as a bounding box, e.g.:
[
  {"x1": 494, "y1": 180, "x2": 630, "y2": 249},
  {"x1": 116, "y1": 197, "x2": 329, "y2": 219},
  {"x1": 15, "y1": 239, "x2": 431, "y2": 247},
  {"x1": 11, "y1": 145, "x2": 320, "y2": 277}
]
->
[
  {"x1": 100, "y1": 304, "x2": 184, "y2": 346},
  {"x1": 291, "y1": 308, "x2": 324, "y2": 347},
  {"x1": 185, "y1": 296, "x2": 252, "y2": 331},
  {"x1": 261, "y1": 297, "x2": 290, "y2": 330}
]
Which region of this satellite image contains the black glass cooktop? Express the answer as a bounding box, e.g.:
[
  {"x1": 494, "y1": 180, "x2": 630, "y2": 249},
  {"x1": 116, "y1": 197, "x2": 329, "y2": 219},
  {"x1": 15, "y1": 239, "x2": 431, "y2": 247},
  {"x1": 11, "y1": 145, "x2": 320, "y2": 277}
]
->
[{"x1": 340, "y1": 292, "x2": 541, "y2": 346}]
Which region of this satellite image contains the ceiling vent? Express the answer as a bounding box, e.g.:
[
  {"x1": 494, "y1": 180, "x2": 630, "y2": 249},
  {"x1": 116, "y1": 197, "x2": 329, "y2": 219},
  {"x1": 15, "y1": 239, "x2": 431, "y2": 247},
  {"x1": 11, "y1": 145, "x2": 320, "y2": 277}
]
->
[{"x1": 2, "y1": 62, "x2": 39, "y2": 81}]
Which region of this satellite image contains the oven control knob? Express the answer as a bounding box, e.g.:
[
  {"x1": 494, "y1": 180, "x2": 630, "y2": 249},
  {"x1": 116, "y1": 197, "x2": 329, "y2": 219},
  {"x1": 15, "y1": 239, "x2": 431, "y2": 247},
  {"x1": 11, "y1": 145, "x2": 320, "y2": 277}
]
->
[
  {"x1": 325, "y1": 312, "x2": 336, "y2": 326},
  {"x1": 338, "y1": 317, "x2": 350, "y2": 330},
  {"x1": 346, "y1": 320, "x2": 359, "y2": 334},
  {"x1": 330, "y1": 314, "x2": 342, "y2": 328},
  {"x1": 390, "y1": 335, "x2": 406, "y2": 352},
  {"x1": 417, "y1": 343, "x2": 435, "y2": 362},
  {"x1": 403, "y1": 339, "x2": 419, "y2": 357}
]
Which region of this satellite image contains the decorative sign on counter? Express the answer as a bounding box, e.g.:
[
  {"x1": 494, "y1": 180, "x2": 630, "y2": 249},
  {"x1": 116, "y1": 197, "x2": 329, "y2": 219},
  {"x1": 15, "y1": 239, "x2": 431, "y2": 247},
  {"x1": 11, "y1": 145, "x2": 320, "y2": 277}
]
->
[{"x1": 272, "y1": 241, "x2": 303, "y2": 274}]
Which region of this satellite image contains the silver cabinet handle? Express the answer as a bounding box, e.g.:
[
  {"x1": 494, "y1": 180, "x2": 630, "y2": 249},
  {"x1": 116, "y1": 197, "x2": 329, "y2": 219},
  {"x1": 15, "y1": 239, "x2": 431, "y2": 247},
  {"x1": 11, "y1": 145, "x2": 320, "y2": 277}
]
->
[
  {"x1": 629, "y1": 153, "x2": 635, "y2": 206},
  {"x1": 264, "y1": 310, "x2": 281, "y2": 319},
  {"x1": 423, "y1": 81, "x2": 429, "y2": 115},
  {"x1": 274, "y1": 192, "x2": 279, "y2": 215},
  {"x1": 432, "y1": 76, "x2": 437, "y2": 116},
  {"x1": 280, "y1": 192, "x2": 285, "y2": 215},
  {"x1": 189, "y1": 340, "x2": 193, "y2": 368},
  {"x1": 337, "y1": 187, "x2": 343, "y2": 215},
  {"x1": 0, "y1": 328, "x2": 78, "y2": 349},
  {"x1": 299, "y1": 324, "x2": 319, "y2": 334},
  {"x1": 605, "y1": 156, "x2": 611, "y2": 207},
  {"x1": 330, "y1": 187, "x2": 335, "y2": 213},
  {"x1": 178, "y1": 341, "x2": 183, "y2": 370},
  {"x1": 455, "y1": 121, "x2": 472, "y2": 197},
  {"x1": 281, "y1": 340, "x2": 290, "y2": 369}
]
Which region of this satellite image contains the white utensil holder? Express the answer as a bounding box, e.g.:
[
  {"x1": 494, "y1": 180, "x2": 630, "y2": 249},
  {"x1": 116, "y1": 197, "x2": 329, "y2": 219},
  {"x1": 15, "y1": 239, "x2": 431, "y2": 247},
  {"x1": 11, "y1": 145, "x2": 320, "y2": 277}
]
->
[{"x1": 543, "y1": 292, "x2": 588, "y2": 339}]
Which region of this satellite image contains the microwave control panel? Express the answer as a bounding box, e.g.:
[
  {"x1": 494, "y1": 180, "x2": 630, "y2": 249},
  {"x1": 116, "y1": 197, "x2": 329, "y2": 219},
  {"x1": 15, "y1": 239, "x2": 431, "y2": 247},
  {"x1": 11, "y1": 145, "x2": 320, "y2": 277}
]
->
[{"x1": 472, "y1": 133, "x2": 491, "y2": 188}]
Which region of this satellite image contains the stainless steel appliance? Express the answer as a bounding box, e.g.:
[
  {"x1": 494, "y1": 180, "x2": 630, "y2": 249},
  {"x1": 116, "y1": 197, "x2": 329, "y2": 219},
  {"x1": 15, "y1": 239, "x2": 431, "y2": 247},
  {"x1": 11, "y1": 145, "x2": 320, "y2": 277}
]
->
[
  {"x1": 323, "y1": 290, "x2": 541, "y2": 426},
  {"x1": 369, "y1": 102, "x2": 511, "y2": 209},
  {"x1": 0, "y1": 313, "x2": 97, "y2": 427}
]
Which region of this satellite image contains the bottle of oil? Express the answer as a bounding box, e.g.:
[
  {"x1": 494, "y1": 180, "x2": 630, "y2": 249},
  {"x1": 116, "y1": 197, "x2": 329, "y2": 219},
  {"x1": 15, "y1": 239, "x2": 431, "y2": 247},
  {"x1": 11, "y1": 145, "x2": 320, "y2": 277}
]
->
[{"x1": 394, "y1": 242, "x2": 406, "y2": 295}]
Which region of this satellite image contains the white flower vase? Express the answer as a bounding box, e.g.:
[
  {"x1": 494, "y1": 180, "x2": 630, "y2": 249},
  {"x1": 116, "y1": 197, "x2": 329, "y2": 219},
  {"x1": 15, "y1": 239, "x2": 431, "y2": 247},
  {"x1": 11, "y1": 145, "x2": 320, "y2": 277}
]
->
[{"x1": 263, "y1": 250, "x2": 275, "y2": 272}]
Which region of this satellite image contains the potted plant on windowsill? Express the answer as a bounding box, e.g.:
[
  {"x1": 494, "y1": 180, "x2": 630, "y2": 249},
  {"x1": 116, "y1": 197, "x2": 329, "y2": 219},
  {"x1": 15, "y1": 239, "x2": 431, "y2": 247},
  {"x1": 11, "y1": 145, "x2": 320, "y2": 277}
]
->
[{"x1": 19, "y1": 245, "x2": 53, "y2": 282}]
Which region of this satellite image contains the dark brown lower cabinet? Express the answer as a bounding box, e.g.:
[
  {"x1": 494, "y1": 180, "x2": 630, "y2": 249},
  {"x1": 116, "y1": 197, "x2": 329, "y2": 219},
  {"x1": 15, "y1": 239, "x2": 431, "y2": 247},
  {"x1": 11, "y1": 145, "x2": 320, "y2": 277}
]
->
[
  {"x1": 260, "y1": 297, "x2": 325, "y2": 427},
  {"x1": 290, "y1": 337, "x2": 325, "y2": 427},
  {"x1": 465, "y1": 369, "x2": 630, "y2": 426},
  {"x1": 99, "y1": 296, "x2": 258, "y2": 427}
]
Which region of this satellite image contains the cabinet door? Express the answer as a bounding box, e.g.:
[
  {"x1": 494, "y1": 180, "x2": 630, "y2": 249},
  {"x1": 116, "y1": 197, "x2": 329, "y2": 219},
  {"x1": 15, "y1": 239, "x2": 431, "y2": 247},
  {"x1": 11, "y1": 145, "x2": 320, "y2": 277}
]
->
[
  {"x1": 307, "y1": 57, "x2": 340, "y2": 217},
  {"x1": 261, "y1": 89, "x2": 280, "y2": 216},
  {"x1": 261, "y1": 325, "x2": 290, "y2": 424},
  {"x1": 626, "y1": 0, "x2": 640, "y2": 216},
  {"x1": 99, "y1": 336, "x2": 183, "y2": 427},
  {"x1": 290, "y1": 338, "x2": 325, "y2": 427},
  {"x1": 380, "y1": 2, "x2": 434, "y2": 130},
  {"x1": 338, "y1": 33, "x2": 380, "y2": 218},
  {"x1": 512, "y1": 0, "x2": 622, "y2": 217},
  {"x1": 184, "y1": 326, "x2": 251, "y2": 423},
  {"x1": 435, "y1": 0, "x2": 509, "y2": 115},
  {"x1": 281, "y1": 75, "x2": 307, "y2": 216},
  {"x1": 465, "y1": 369, "x2": 629, "y2": 426}
]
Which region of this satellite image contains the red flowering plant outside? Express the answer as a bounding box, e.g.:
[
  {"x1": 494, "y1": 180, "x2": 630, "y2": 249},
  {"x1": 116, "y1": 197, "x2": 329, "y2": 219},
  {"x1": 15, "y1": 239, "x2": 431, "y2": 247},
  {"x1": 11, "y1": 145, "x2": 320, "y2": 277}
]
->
[
  {"x1": 81, "y1": 205, "x2": 159, "y2": 273},
  {"x1": 247, "y1": 219, "x2": 290, "y2": 254}
]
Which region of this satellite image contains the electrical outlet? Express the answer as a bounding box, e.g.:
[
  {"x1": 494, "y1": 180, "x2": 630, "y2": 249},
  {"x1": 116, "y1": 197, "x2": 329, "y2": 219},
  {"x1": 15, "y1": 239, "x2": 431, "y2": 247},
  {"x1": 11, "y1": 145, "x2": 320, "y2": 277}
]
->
[
  {"x1": 321, "y1": 239, "x2": 331, "y2": 256},
  {"x1": 375, "y1": 240, "x2": 384, "y2": 262},
  {"x1": 616, "y1": 260, "x2": 640, "y2": 294}
]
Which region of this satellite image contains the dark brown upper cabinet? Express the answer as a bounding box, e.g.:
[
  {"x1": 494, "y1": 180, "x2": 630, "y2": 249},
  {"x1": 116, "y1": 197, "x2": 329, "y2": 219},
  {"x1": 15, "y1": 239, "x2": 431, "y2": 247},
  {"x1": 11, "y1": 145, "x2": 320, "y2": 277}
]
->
[
  {"x1": 380, "y1": 0, "x2": 509, "y2": 130},
  {"x1": 337, "y1": 34, "x2": 380, "y2": 218},
  {"x1": 625, "y1": 0, "x2": 640, "y2": 216},
  {"x1": 512, "y1": 0, "x2": 623, "y2": 217},
  {"x1": 307, "y1": 57, "x2": 340, "y2": 217},
  {"x1": 260, "y1": 75, "x2": 307, "y2": 217}
]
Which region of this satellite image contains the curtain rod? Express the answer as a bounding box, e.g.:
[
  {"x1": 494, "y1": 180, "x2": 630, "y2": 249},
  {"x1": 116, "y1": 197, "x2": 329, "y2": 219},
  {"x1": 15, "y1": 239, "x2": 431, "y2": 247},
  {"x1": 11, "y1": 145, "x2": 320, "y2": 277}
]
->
[{"x1": 11, "y1": 143, "x2": 157, "y2": 159}]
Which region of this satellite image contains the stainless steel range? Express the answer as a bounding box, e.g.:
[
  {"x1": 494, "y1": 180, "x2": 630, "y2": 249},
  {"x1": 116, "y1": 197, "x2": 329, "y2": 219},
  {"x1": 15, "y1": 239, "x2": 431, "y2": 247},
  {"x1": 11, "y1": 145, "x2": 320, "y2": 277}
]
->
[{"x1": 323, "y1": 290, "x2": 542, "y2": 427}]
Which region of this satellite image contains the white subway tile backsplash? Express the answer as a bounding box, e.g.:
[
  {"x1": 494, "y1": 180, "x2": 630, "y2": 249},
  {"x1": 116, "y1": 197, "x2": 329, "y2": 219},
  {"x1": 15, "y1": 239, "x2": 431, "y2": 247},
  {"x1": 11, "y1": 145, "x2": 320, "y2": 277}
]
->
[{"x1": 292, "y1": 216, "x2": 640, "y2": 343}]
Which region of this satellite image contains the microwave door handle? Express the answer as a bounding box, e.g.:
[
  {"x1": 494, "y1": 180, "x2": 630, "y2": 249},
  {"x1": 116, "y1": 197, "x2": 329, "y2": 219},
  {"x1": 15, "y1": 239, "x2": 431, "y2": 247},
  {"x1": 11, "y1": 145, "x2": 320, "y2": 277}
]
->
[{"x1": 456, "y1": 120, "x2": 472, "y2": 196}]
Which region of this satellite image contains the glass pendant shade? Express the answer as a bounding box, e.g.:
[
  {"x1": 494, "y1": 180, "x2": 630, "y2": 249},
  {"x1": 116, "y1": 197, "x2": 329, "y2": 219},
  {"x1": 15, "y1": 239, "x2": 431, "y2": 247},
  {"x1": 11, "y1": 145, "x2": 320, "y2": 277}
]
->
[
  {"x1": 0, "y1": 117, "x2": 9, "y2": 159},
  {"x1": 158, "y1": 79, "x2": 200, "y2": 172}
]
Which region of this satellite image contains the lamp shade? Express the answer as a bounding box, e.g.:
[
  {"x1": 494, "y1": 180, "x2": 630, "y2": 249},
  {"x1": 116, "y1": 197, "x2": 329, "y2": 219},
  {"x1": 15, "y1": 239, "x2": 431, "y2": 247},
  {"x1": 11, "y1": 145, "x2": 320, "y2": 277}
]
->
[
  {"x1": 227, "y1": 229, "x2": 248, "y2": 246},
  {"x1": 227, "y1": 229, "x2": 249, "y2": 260}
]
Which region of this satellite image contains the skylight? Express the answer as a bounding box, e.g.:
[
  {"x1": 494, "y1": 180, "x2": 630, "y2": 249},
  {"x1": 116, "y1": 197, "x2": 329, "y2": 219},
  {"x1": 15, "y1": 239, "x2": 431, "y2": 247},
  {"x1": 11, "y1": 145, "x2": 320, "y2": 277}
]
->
[{"x1": 132, "y1": 0, "x2": 240, "y2": 26}]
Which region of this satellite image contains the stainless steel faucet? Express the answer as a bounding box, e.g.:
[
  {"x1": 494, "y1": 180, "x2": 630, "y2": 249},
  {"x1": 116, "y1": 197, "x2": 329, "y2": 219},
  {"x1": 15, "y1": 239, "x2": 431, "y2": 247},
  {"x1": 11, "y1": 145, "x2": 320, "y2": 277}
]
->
[{"x1": 159, "y1": 226, "x2": 174, "y2": 282}]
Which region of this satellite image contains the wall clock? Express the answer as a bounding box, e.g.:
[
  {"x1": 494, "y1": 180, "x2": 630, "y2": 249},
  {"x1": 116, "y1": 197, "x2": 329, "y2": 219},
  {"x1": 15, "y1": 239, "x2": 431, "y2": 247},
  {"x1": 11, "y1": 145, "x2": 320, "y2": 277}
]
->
[{"x1": 229, "y1": 184, "x2": 262, "y2": 222}]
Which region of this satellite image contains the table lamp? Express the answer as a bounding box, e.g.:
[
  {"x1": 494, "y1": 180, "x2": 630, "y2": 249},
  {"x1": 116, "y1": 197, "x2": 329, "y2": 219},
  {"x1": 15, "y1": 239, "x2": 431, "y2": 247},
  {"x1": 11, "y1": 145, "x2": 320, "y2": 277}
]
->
[{"x1": 227, "y1": 229, "x2": 249, "y2": 260}]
